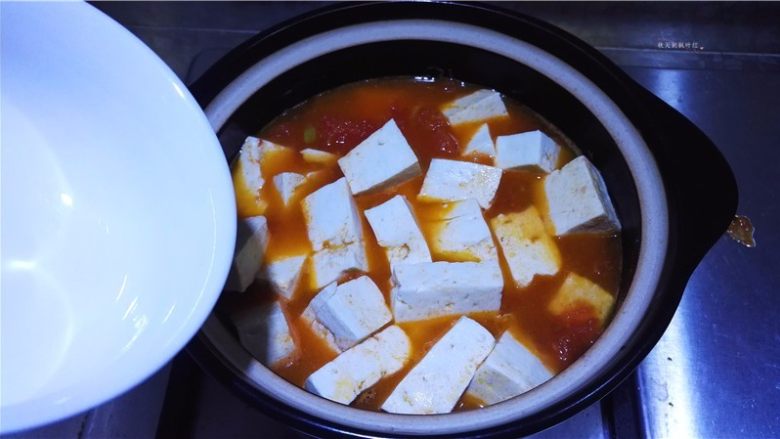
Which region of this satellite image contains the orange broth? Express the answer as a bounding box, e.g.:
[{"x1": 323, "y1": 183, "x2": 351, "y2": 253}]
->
[{"x1": 228, "y1": 78, "x2": 621, "y2": 412}]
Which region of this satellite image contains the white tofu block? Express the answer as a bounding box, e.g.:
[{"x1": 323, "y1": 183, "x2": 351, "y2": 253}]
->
[
  {"x1": 548, "y1": 272, "x2": 615, "y2": 325},
  {"x1": 235, "y1": 137, "x2": 287, "y2": 194},
  {"x1": 337, "y1": 119, "x2": 421, "y2": 195},
  {"x1": 310, "y1": 242, "x2": 368, "y2": 290},
  {"x1": 301, "y1": 178, "x2": 368, "y2": 288},
  {"x1": 544, "y1": 156, "x2": 621, "y2": 235},
  {"x1": 227, "y1": 215, "x2": 269, "y2": 292},
  {"x1": 233, "y1": 301, "x2": 296, "y2": 367},
  {"x1": 462, "y1": 123, "x2": 495, "y2": 158},
  {"x1": 428, "y1": 199, "x2": 497, "y2": 263},
  {"x1": 418, "y1": 159, "x2": 502, "y2": 209},
  {"x1": 364, "y1": 195, "x2": 432, "y2": 269},
  {"x1": 305, "y1": 325, "x2": 411, "y2": 405},
  {"x1": 466, "y1": 331, "x2": 553, "y2": 405},
  {"x1": 272, "y1": 172, "x2": 305, "y2": 206},
  {"x1": 441, "y1": 89, "x2": 509, "y2": 126},
  {"x1": 302, "y1": 283, "x2": 341, "y2": 353},
  {"x1": 302, "y1": 177, "x2": 364, "y2": 251},
  {"x1": 495, "y1": 130, "x2": 561, "y2": 173},
  {"x1": 490, "y1": 207, "x2": 561, "y2": 287},
  {"x1": 259, "y1": 255, "x2": 307, "y2": 300},
  {"x1": 236, "y1": 137, "x2": 265, "y2": 194},
  {"x1": 234, "y1": 137, "x2": 296, "y2": 216},
  {"x1": 305, "y1": 276, "x2": 392, "y2": 351},
  {"x1": 382, "y1": 317, "x2": 495, "y2": 414},
  {"x1": 390, "y1": 261, "x2": 503, "y2": 323},
  {"x1": 301, "y1": 148, "x2": 338, "y2": 165}
]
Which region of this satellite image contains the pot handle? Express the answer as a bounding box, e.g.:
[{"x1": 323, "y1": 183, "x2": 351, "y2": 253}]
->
[{"x1": 634, "y1": 86, "x2": 738, "y2": 273}]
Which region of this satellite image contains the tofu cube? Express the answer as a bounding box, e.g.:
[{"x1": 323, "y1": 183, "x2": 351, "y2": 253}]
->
[
  {"x1": 235, "y1": 137, "x2": 265, "y2": 196},
  {"x1": 462, "y1": 123, "x2": 495, "y2": 158},
  {"x1": 301, "y1": 148, "x2": 338, "y2": 165},
  {"x1": 226, "y1": 215, "x2": 269, "y2": 292},
  {"x1": 233, "y1": 301, "x2": 297, "y2": 367},
  {"x1": 337, "y1": 119, "x2": 421, "y2": 195},
  {"x1": 310, "y1": 242, "x2": 368, "y2": 290},
  {"x1": 259, "y1": 254, "x2": 307, "y2": 300},
  {"x1": 390, "y1": 261, "x2": 503, "y2": 323},
  {"x1": 302, "y1": 177, "x2": 364, "y2": 251},
  {"x1": 305, "y1": 325, "x2": 411, "y2": 405},
  {"x1": 427, "y1": 199, "x2": 497, "y2": 263},
  {"x1": 544, "y1": 156, "x2": 621, "y2": 235},
  {"x1": 233, "y1": 137, "x2": 289, "y2": 206},
  {"x1": 549, "y1": 272, "x2": 615, "y2": 325},
  {"x1": 490, "y1": 206, "x2": 561, "y2": 287},
  {"x1": 302, "y1": 283, "x2": 341, "y2": 353},
  {"x1": 272, "y1": 172, "x2": 305, "y2": 207},
  {"x1": 302, "y1": 177, "x2": 368, "y2": 288},
  {"x1": 304, "y1": 276, "x2": 392, "y2": 351},
  {"x1": 418, "y1": 159, "x2": 502, "y2": 209},
  {"x1": 441, "y1": 89, "x2": 509, "y2": 126},
  {"x1": 364, "y1": 195, "x2": 432, "y2": 269},
  {"x1": 466, "y1": 331, "x2": 553, "y2": 405},
  {"x1": 382, "y1": 317, "x2": 495, "y2": 414},
  {"x1": 495, "y1": 130, "x2": 561, "y2": 173}
]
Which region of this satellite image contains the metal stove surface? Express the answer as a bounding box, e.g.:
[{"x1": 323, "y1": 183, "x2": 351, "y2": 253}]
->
[{"x1": 6, "y1": 2, "x2": 779, "y2": 438}]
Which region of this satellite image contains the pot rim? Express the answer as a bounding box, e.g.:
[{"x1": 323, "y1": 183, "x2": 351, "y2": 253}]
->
[{"x1": 200, "y1": 17, "x2": 668, "y2": 436}]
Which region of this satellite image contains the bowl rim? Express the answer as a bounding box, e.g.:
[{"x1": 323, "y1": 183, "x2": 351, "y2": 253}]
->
[{"x1": 197, "y1": 15, "x2": 669, "y2": 436}]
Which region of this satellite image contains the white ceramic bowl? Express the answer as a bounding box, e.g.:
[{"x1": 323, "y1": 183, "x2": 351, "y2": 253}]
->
[{"x1": 0, "y1": 2, "x2": 235, "y2": 433}]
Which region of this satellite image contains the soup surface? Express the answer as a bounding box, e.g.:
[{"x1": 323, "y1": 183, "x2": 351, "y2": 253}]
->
[{"x1": 224, "y1": 77, "x2": 621, "y2": 412}]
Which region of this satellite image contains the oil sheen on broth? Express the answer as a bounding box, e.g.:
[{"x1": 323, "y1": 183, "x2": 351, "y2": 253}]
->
[{"x1": 225, "y1": 77, "x2": 621, "y2": 412}]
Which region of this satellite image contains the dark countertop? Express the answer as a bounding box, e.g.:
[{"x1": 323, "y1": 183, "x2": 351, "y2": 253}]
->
[{"x1": 7, "y1": 2, "x2": 779, "y2": 438}]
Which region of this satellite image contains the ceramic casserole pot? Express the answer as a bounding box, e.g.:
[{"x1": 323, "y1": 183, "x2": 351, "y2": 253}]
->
[{"x1": 187, "y1": 3, "x2": 737, "y2": 437}]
